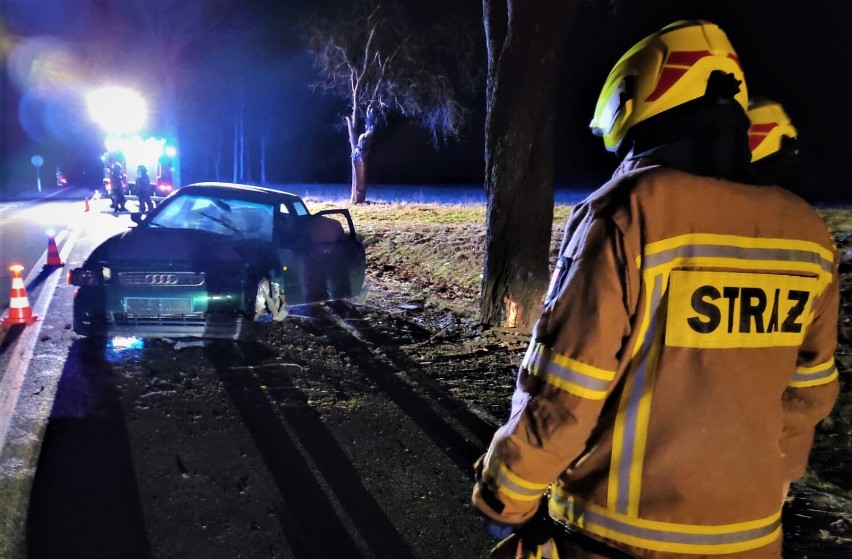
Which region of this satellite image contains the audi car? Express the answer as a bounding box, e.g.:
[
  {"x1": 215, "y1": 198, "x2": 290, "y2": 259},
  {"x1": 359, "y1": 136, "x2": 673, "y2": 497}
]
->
[{"x1": 68, "y1": 182, "x2": 366, "y2": 339}]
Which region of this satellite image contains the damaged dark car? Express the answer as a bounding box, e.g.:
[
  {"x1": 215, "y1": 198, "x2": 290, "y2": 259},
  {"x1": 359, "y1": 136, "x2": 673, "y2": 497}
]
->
[{"x1": 69, "y1": 182, "x2": 366, "y2": 339}]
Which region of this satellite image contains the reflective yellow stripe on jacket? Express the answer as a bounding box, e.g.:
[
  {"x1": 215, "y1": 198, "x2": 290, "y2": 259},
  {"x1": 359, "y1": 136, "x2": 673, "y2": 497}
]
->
[
  {"x1": 609, "y1": 233, "x2": 835, "y2": 520},
  {"x1": 523, "y1": 343, "x2": 617, "y2": 400},
  {"x1": 484, "y1": 457, "x2": 550, "y2": 503},
  {"x1": 550, "y1": 488, "x2": 782, "y2": 555},
  {"x1": 790, "y1": 357, "x2": 838, "y2": 388}
]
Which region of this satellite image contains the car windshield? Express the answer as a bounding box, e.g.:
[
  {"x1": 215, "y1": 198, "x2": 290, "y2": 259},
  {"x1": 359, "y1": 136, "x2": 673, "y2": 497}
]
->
[{"x1": 148, "y1": 194, "x2": 275, "y2": 240}]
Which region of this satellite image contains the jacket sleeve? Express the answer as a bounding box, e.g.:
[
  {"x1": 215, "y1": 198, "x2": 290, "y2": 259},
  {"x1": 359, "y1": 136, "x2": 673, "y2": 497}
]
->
[
  {"x1": 472, "y1": 214, "x2": 636, "y2": 524},
  {"x1": 779, "y1": 258, "x2": 841, "y2": 482}
]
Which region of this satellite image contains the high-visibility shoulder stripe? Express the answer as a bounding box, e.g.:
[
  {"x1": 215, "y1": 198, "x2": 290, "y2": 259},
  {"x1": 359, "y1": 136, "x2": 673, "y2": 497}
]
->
[
  {"x1": 523, "y1": 343, "x2": 616, "y2": 400},
  {"x1": 550, "y1": 490, "x2": 782, "y2": 554},
  {"x1": 645, "y1": 234, "x2": 835, "y2": 264},
  {"x1": 644, "y1": 245, "x2": 833, "y2": 276},
  {"x1": 642, "y1": 234, "x2": 834, "y2": 284},
  {"x1": 790, "y1": 358, "x2": 838, "y2": 388}
]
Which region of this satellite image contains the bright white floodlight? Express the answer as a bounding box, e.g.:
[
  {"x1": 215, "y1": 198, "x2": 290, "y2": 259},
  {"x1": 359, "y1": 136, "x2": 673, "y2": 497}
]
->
[{"x1": 87, "y1": 87, "x2": 147, "y2": 134}]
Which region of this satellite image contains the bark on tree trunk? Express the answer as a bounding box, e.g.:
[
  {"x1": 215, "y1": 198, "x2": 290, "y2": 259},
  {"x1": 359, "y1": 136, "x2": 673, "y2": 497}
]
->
[
  {"x1": 349, "y1": 105, "x2": 376, "y2": 204},
  {"x1": 232, "y1": 111, "x2": 239, "y2": 183},
  {"x1": 238, "y1": 101, "x2": 245, "y2": 182},
  {"x1": 352, "y1": 159, "x2": 367, "y2": 204},
  {"x1": 214, "y1": 134, "x2": 222, "y2": 181},
  {"x1": 260, "y1": 127, "x2": 269, "y2": 185},
  {"x1": 480, "y1": 0, "x2": 579, "y2": 330}
]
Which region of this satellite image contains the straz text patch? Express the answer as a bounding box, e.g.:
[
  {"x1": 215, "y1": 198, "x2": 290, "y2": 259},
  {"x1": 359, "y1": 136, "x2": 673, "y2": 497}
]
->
[{"x1": 666, "y1": 270, "x2": 816, "y2": 348}]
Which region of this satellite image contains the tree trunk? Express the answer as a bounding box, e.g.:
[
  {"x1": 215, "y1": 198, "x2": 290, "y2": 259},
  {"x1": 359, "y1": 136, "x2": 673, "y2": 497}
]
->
[
  {"x1": 480, "y1": 0, "x2": 579, "y2": 330},
  {"x1": 238, "y1": 101, "x2": 245, "y2": 182},
  {"x1": 349, "y1": 105, "x2": 376, "y2": 204},
  {"x1": 246, "y1": 132, "x2": 252, "y2": 184},
  {"x1": 260, "y1": 126, "x2": 269, "y2": 185},
  {"x1": 352, "y1": 158, "x2": 368, "y2": 203},
  {"x1": 214, "y1": 134, "x2": 222, "y2": 181},
  {"x1": 232, "y1": 110, "x2": 239, "y2": 183}
]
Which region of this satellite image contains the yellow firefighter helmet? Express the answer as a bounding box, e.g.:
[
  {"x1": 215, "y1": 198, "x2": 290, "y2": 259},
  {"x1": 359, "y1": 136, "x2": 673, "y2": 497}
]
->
[
  {"x1": 590, "y1": 20, "x2": 748, "y2": 153},
  {"x1": 747, "y1": 98, "x2": 799, "y2": 162}
]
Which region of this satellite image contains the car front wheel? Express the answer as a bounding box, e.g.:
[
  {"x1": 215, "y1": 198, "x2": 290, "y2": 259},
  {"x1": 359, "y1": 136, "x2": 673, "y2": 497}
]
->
[{"x1": 73, "y1": 289, "x2": 107, "y2": 337}]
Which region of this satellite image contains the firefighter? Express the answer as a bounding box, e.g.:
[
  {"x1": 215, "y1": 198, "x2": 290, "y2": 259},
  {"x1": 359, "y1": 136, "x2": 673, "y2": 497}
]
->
[
  {"x1": 110, "y1": 161, "x2": 127, "y2": 212},
  {"x1": 471, "y1": 20, "x2": 840, "y2": 559},
  {"x1": 747, "y1": 98, "x2": 803, "y2": 193},
  {"x1": 135, "y1": 164, "x2": 155, "y2": 213}
]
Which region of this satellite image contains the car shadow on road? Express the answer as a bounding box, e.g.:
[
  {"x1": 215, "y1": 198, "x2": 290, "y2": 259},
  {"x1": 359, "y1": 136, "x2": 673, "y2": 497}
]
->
[
  {"x1": 306, "y1": 303, "x2": 485, "y2": 473},
  {"x1": 325, "y1": 300, "x2": 498, "y2": 444},
  {"x1": 207, "y1": 340, "x2": 416, "y2": 559},
  {"x1": 25, "y1": 338, "x2": 152, "y2": 559}
]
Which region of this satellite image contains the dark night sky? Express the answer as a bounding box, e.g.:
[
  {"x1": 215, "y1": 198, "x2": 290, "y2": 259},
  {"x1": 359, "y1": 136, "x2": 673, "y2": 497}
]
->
[{"x1": 2, "y1": 0, "x2": 850, "y2": 202}]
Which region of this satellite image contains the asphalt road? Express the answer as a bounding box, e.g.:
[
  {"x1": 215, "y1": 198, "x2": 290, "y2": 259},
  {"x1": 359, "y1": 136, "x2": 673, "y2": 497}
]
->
[
  {"x1": 0, "y1": 196, "x2": 497, "y2": 559},
  {"x1": 0, "y1": 190, "x2": 163, "y2": 558},
  {"x1": 0, "y1": 187, "x2": 138, "y2": 309}
]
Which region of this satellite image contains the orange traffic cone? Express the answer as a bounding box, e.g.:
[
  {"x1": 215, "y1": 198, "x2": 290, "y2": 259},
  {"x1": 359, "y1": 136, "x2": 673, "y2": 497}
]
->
[
  {"x1": 44, "y1": 231, "x2": 64, "y2": 268},
  {"x1": 84, "y1": 197, "x2": 90, "y2": 212},
  {"x1": 4, "y1": 264, "x2": 37, "y2": 325}
]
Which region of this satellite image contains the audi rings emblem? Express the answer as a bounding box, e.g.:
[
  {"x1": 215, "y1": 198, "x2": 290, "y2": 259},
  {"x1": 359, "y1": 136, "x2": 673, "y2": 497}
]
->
[{"x1": 144, "y1": 273, "x2": 179, "y2": 285}]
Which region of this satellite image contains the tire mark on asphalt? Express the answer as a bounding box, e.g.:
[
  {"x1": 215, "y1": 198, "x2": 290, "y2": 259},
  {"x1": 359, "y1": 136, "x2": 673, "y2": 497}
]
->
[
  {"x1": 306, "y1": 305, "x2": 482, "y2": 472},
  {"x1": 209, "y1": 342, "x2": 364, "y2": 559},
  {"x1": 326, "y1": 300, "x2": 498, "y2": 444},
  {"x1": 250, "y1": 364, "x2": 417, "y2": 559}
]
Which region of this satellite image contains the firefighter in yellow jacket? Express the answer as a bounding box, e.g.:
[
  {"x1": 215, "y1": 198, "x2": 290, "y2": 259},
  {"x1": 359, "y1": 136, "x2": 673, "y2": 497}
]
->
[
  {"x1": 472, "y1": 20, "x2": 840, "y2": 559},
  {"x1": 747, "y1": 98, "x2": 803, "y2": 194}
]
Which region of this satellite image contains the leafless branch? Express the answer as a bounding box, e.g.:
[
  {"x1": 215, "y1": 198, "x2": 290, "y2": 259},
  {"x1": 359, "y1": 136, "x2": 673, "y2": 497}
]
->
[{"x1": 304, "y1": 0, "x2": 479, "y2": 148}]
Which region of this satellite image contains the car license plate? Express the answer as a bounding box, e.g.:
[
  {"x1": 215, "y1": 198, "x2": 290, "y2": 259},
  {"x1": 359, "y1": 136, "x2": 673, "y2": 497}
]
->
[{"x1": 124, "y1": 298, "x2": 192, "y2": 313}]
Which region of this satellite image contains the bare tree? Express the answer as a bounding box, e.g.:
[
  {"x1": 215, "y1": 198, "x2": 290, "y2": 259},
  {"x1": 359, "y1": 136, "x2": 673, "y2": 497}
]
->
[
  {"x1": 480, "y1": 0, "x2": 580, "y2": 330},
  {"x1": 305, "y1": 1, "x2": 478, "y2": 203}
]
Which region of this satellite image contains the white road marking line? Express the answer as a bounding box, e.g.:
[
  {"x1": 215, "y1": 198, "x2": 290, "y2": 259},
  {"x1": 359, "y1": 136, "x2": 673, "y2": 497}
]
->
[{"x1": 0, "y1": 224, "x2": 81, "y2": 455}]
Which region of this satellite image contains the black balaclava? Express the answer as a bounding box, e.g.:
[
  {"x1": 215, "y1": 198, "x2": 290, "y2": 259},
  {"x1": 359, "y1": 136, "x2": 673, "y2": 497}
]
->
[
  {"x1": 752, "y1": 135, "x2": 805, "y2": 195},
  {"x1": 620, "y1": 70, "x2": 770, "y2": 186}
]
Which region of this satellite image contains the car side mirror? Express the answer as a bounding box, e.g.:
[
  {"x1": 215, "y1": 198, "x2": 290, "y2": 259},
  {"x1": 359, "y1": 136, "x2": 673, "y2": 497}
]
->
[{"x1": 130, "y1": 212, "x2": 143, "y2": 224}]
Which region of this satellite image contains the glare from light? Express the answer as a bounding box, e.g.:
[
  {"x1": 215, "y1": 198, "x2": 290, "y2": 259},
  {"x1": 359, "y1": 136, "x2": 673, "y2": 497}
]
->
[
  {"x1": 46, "y1": 228, "x2": 56, "y2": 237},
  {"x1": 164, "y1": 146, "x2": 177, "y2": 158},
  {"x1": 8, "y1": 36, "x2": 82, "y2": 95},
  {"x1": 107, "y1": 135, "x2": 166, "y2": 162},
  {"x1": 87, "y1": 87, "x2": 147, "y2": 134},
  {"x1": 110, "y1": 336, "x2": 144, "y2": 350}
]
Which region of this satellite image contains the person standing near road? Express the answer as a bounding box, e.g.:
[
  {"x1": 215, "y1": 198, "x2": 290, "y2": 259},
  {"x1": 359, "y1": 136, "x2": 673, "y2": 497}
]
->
[
  {"x1": 135, "y1": 164, "x2": 155, "y2": 213},
  {"x1": 110, "y1": 161, "x2": 127, "y2": 212},
  {"x1": 471, "y1": 20, "x2": 840, "y2": 559}
]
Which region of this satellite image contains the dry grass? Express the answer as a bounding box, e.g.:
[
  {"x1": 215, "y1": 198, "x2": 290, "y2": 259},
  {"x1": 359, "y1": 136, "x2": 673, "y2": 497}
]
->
[
  {"x1": 306, "y1": 200, "x2": 573, "y2": 317},
  {"x1": 305, "y1": 199, "x2": 852, "y2": 320}
]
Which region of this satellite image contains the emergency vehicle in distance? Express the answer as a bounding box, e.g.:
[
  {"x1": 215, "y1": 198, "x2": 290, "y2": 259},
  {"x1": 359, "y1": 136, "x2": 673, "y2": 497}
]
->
[{"x1": 100, "y1": 135, "x2": 178, "y2": 197}]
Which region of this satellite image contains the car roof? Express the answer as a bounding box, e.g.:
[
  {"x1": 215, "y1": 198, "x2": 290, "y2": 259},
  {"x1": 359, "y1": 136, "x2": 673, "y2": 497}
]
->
[{"x1": 181, "y1": 182, "x2": 304, "y2": 202}]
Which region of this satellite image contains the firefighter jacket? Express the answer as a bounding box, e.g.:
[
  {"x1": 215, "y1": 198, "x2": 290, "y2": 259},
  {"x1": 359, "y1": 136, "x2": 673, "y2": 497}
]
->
[{"x1": 472, "y1": 163, "x2": 840, "y2": 558}]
